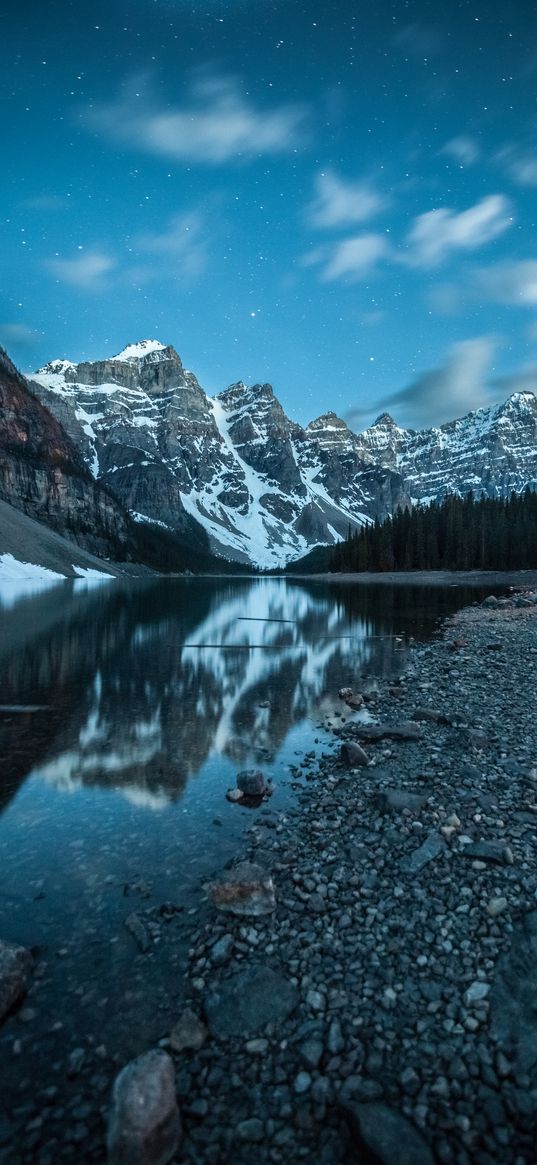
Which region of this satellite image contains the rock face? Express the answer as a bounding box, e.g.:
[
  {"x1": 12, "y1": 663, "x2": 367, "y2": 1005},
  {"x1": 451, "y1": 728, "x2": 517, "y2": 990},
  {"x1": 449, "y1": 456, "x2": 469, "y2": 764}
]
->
[
  {"x1": 107, "y1": 1049, "x2": 181, "y2": 1165},
  {"x1": 0, "y1": 348, "x2": 135, "y2": 559},
  {"x1": 30, "y1": 341, "x2": 410, "y2": 567},
  {"x1": 0, "y1": 940, "x2": 33, "y2": 1022},
  {"x1": 354, "y1": 392, "x2": 537, "y2": 504}
]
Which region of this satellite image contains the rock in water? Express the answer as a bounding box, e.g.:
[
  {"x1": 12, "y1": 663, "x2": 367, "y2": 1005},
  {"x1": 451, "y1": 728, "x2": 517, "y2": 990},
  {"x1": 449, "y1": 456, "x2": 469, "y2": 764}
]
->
[
  {"x1": 107, "y1": 1049, "x2": 181, "y2": 1165},
  {"x1": 208, "y1": 862, "x2": 276, "y2": 916},
  {"x1": 236, "y1": 770, "x2": 267, "y2": 796},
  {"x1": 204, "y1": 965, "x2": 299, "y2": 1036},
  {"x1": 0, "y1": 940, "x2": 33, "y2": 1023},
  {"x1": 342, "y1": 1101, "x2": 435, "y2": 1165}
]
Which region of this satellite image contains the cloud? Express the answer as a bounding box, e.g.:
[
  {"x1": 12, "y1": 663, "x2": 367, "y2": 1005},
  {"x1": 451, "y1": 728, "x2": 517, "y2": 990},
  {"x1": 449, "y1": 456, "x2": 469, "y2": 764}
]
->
[
  {"x1": 306, "y1": 169, "x2": 385, "y2": 229},
  {"x1": 479, "y1": 259, "x2": 537, "y2": 306},
  {"x1": 497, "y1": 144, "x2": 537, "y2": 188},
  {"x1": 303, "y1": 234, "x2": 389, "y2": 282},
  {"x1": 347, "y1": 337, "x2": 498, "y2": 430},
  {"x1": 441, "y1": 136, "x2": 480, "y2": 166},
  {"x1": 136, "y1": 211, "x2": 208, "y2": 279},
  {"x1": 404, "y1": 195, "x2": 513, "y2": 267},
  {"x1": 83, "y1": 73, "x2": 307, "y2": 164},
  {"x1": 46, "y1": 250, "x2": 117, "y2": 291},
  {"x1": 0, "y1": 323, "x2": 41, "y2": 350}
]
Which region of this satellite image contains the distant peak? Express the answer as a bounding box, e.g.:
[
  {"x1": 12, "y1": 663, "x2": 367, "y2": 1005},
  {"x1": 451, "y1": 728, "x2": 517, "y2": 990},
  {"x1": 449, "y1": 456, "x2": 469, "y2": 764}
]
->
[
  {"x1": 113, "y1": 340, "x2": 167, "y2": 362},
  {"x1": 307, "y1": 412, "x2": 348, "y2": 431},
  {"x1": 371, "y1": 411, "x2": 397, "y2": 427},
  {"x1": 504, "y1": 390, "x2": 536, "y2": 406}
]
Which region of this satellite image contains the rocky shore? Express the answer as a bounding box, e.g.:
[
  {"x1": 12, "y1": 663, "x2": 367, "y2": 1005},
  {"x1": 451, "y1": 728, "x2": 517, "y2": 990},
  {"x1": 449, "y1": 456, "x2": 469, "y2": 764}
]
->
[{"x1": 3, "y1": 587, "x2": 537, "y2": 1163}]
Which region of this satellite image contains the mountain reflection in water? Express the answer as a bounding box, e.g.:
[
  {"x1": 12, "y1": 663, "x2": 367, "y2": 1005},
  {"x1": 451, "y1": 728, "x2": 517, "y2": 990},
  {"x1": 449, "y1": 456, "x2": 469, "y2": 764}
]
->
[{"x1": 0, "y1": 576, "x2": 496, "y2": 816}]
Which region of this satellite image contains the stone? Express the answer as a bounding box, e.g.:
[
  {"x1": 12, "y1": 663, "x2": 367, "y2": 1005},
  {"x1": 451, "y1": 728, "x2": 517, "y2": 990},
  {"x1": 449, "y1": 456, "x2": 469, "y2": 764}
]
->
[
  {"x1": 491, "y1": 909, "x2": 537, "y2": 1076},
  {"x1": 339, "y1": 687, "x2": 354, "y2": 700},
  {"x1": 345, "y1": 696, "x2": 364, "y2": 710},
  {"x1": 169, "y1": 1009, "x2": 207, "y2": 1053},
  {"x1": 203, "y1": 965, "x2": 299, "y2": 1036},
  {"x1": 327, "y1": 1019, "x2": 344, "y2": 1055},
  {"x1": 300, "y1": 1039, "x2": 323, "y2": 1069},
  {"x1": 124, "y1": 913, "x2": 151, "y2": 953},
  {"x1": 107, "y1": 1049, "x2": 181, "y2": 1165},
  {"x1": 211, "y1": 934, "x2": 234, "y2": 964},
  {"x1": 340, "y1": 741, "x2": 368, "y2": 768},
  {"x1": 342, "y1": 1101, "x2": 435, "y2": 1165},
  {"x1": 226, "y1": 788, "x2": 244, "y2": 803},
  {"x1": 237, "y1": 1118, "x2": 264, "y2": 1142},
  {"x1": 294, "y1": 1071, "x2": 312, "y2": 1094},
  {"x1": 459, "y1": 840, "x2": 513, "y2": 865},
  {"x1": 374, "y1": 789, "x2": 427, "y2": 814},
  {"x1": 400, "y1": 831, "x2": 445, "y2": 875},
  {"x1": 412, "y1": 707, "x2": 451, "y2": 725},
  {"x1": 236, "y1": 770, "x2": 267, "y2": 797},
  {"x1": 208, "y1": 862, "x2": 275, "y2": 916},
  {"x1": 465, "y1": 981, "x2": 490, "y2": 1006},
  {"x1": 487, "y1": 897, "x2": 508, "y2": 917},
  {"x1": 353, "y1": 722, "x2": 422, "y2": 742},
  {"x1": 0, "y1": 941, "x2": 33, "y2": 1023}
]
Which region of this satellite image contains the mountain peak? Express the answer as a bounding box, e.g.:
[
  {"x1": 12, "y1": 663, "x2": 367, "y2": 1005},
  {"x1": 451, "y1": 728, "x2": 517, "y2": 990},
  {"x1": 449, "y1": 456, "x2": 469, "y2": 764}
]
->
[
  {"x1": 113, "y1": 340, "x2": 167, "y2": 363},
  {"x1": 307, "y1": 411, "x2": 349, "y2": 432},
  {"x1": 371, "y1": 411, "x2": 398, "y2": 427}
]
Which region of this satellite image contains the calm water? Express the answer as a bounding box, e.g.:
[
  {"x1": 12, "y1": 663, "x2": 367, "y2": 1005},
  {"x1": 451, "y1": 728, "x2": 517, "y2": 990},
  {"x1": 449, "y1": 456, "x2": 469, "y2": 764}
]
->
[{"x1": 0, "y1": 575, "x2": 503, "y2": 1084}]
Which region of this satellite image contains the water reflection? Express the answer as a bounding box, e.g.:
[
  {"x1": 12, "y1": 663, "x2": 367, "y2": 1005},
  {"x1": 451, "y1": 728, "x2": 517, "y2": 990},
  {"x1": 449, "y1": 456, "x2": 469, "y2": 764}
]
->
[{"x1": 0, "y1": 576, "x2": 498, "y2": 815}]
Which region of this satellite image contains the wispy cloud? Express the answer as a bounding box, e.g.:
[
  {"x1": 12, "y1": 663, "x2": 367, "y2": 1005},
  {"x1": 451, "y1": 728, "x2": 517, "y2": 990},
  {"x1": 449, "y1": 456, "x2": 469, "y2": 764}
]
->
[
  {"x1": 306, "y1": 169, "x2": 385, "y2": 230},
  {"x1": 404, "y1": 195, "x2": 513, "y2": 267},
  {"x1": 303, "y1": 234, "x2": 389, "y2": 282},
  {"x1": 441, "y1": 136, "x2": 481, "y2": 166},
  {"x1": 497, "y1": 144, "x2": 537, "y2": 188},
  {"x1": 46, "y1": 250, "x2": 117, "y2": 291},
  {"x1": 0, "y1": 323, "x2": 41, "y2": 350},
  {"x1": 478, "y1": 259, "x2": 537, "y2": 306},
  {"x1": 83, "y1": 73, "x2": 307, "y2": 164},
  {"x1": 136, "y1": 211, "x2": 208, "y2": 279},
  {"x1": 347, "y1": 336, "x2": 498, "y2": 430}
]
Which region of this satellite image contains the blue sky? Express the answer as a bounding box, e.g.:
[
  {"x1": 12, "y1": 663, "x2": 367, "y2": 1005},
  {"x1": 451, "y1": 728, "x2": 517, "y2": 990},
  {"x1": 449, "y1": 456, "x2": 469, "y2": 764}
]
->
[{"x1": 2, "y1": 0, "x2": 537, "y2": 429}]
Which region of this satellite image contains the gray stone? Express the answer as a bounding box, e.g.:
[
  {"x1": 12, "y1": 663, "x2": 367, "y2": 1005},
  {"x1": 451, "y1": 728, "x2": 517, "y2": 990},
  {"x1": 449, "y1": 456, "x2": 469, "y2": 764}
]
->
[
  {"x1": 400, "y1": 831, "x2": 445, "y2": 874},
  {"x1": 353, "y1": 722, "x2": 422, "y2": 742},
  {"x1": 208, "y1": 862, "x2": 275, "y2": 916},
  {"x1": 340, "y1": 741, "x2": 369, "y2": 768},
  {"x1": 237, "y1": 1118, "x2": 264, "y2": 1142},
  {"x1": 300, "y1": 1039, "x2": 323, "y2": 1069},
  {"x1": 412, "y1": 707, "x2": 451, "y2": 725},
  {"x1": 342, "y1": 1101, "x2": 435, "y2": 1165},
  {"x1": 236, "y1": 770, "x2": 267, "y2": 796},
  {"x1": 459, "y1": 840, "x2": 513, "y2": 865},
  {"x1": 107, "y1": 1049, "x2": 181, "y2": 1165},
  {"x1": 204, "y1": 965, "x2": 299, "y2": 1036},
  {"x1": 0, "y1": 940, "x2": 33, "y2": 1023},
  {"x1": 374, "y1": 788, "x2": 428, "y2": 814},
  {"x1": 464, "y1": 981, "x2": 490, "y2": 1006},
  {"x1": 211, "y1": 934, "x2": 234, "y2": 964},
  {"x1": 169, "y1": 1009, "x2": 207, "y2": 1053},
  {"x1": 124, "y1": 913, "x2": 151, "y2": 953},
  {"x1": 491, "y1": 909, "x2": 537, "y2": 1078}
]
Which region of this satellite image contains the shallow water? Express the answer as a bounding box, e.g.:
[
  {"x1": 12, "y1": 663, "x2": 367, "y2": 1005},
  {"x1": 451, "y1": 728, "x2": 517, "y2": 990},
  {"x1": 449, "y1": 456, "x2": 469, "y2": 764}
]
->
[{"x1": 0, "y1": 575, "x2": 506, "y2": 1082}]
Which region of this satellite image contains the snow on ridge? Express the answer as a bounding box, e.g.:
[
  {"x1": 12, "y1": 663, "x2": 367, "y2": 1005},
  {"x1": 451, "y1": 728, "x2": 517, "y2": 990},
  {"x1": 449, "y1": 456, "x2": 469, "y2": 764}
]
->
[{"x1": 113, "y1": 340, "x2": 166, "y2": 362}]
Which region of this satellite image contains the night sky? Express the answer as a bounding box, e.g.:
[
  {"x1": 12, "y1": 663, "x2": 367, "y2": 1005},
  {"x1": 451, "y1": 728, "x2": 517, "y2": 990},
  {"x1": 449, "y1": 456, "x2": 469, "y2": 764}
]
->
[{"x1": 3, "y1": 0, "x2": 537, "y2": 428}]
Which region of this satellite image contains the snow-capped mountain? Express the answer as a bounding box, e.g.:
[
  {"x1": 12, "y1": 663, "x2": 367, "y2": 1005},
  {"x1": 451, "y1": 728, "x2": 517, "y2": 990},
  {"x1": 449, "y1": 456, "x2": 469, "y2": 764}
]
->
[
  {"x1": 30, "y1": 342, "x2": 407, "y2": 567},
  {"x1": 355, "y1": 393, "x2": 537, "y2": 504},
  {"x1": 29, "y1": 340, "x2": 537, "y2": 567}
]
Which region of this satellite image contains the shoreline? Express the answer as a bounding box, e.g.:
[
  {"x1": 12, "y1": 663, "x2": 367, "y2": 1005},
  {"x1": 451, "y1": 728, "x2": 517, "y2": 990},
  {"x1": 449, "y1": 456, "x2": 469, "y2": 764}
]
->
[{"x1": 3, "y1": 587, "x2": 537, "y2": 1162}]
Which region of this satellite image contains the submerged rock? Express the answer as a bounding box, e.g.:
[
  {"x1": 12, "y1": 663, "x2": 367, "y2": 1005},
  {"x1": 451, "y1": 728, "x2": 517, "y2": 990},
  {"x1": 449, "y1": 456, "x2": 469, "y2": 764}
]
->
[
  {"x1": 208, "y1": 862, "x2": 276, "y2": 917},
  {"x1": 107, "y1": 1049, "x2": 181, "y2": 1165},
  {"x1": 342, "y1": 1101, "x2": 435, "y2": 1165},
  {"x1": 0, "y1": 940, "x2": 33, "y2": 1023},
  {"x1": 204, "y1": 965, "x2": 299, "y2": 1036}
]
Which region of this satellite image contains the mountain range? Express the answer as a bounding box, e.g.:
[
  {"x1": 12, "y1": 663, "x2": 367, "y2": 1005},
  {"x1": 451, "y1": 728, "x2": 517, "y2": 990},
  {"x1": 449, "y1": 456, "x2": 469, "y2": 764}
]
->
[
  {"x1": 1, "y1": 338, "x2": 536, "y2": 573},
  {"x1": 28, "y1": 339, "x2": 537, "y2": 568}
]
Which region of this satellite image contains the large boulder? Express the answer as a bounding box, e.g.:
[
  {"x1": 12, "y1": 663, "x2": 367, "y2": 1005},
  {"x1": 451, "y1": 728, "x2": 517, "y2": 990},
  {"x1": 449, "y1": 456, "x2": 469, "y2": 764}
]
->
[
  {"x1": 107, "y1": 1049, "x2": 181, "y2": 1165},
  {"x1": 342, "y1": 1101, "x2": 435, "y2": 1165},
  {"x1": 0, "y1": 940, "x2": 33, "y2": 1023}
]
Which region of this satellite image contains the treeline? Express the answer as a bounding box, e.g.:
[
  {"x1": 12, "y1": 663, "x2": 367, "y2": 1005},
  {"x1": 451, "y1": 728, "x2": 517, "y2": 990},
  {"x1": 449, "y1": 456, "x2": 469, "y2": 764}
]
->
[{"x1": 330, "y1": 489, "x2": 537, "y2": 572}]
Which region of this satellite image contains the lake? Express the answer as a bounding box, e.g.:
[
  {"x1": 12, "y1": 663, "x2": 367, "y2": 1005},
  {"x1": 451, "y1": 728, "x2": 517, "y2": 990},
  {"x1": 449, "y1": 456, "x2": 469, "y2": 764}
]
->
[{"x1": 0, "y1": 575, "x2": 506, "y2": 1128}]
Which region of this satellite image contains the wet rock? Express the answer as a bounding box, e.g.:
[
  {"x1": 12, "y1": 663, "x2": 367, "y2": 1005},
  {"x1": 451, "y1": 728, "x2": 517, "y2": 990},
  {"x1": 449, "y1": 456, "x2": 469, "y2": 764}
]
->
[
  {"x1": 374, "y1": 788, "x2": 428, "y2": 814},
  {"x1": 226, "y1": 788, "x2": 244, "y2": 803},
  {"x1": 208, "y1": 862, "x2": 276, "y2": 916},
  {"x1": 211, "y1": 934, "x2": 234, "y2": 964},
  {"x1": 107, "y1": 1049, "x2": 181, "y2": 1165},
  {"x1": 412, "y1": 707, "x2": 451, "y2": 725},
  {"x1": 465, "y1": 980, "x2": 490, "y2": 1006},
  {"x1": 203, "y1": 965, "x2": 299, "y2": 1036},
  {"x1": 400, "y1": 830, "x2": 445, "y2": 874},
  {"x1": 340, "y1": 741, "x2": 369, "y2": 768},
  {"x1": 342, "y1": 1101, "x2": 435, "y2": 1165},
  {"x1": 345, "y1": 695, "x2": 364, "y2": 710},
  {"x1": 339, "y1": 687, "x2": 353, "y2": 700},
  {"x1": 459, "y1": 840, "x2": 513, "y2": 865},
  {"x1": 169, "y1": 1009, "x2": 207, "y2": 1053},
  {"x1": 236, "y1": 770, "x2": 267, "y2": 796},
  {"x1": 353, "y1": 722, "x2": 422, "y2": 742},
  {"x1": 124, "y1": 913, "x2": 151, "y2": 953},
  {"x1": 0, "y1": 940, "x2": 33, "y2": 1023}
]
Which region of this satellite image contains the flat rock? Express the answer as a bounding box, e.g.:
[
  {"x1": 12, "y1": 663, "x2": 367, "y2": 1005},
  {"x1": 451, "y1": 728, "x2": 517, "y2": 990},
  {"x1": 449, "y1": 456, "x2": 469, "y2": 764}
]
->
[
  {"x1": 342, "y1": 1101, "x2": 435, "y2": 1165},
  {"x1": 107, "y1": 1049, "x2": 181, "y2": 1165},
  {"x1": 208, "y1": 862, "x2": 276, "y2": 916},
  {"x1": 400, "y1": 831, "x2": 445, "y2": 874},
  {"x1": 459, "y1": 840, "x2": 513, "y2": 865},
  {"x1": 353, "y1": 722, "x2": 422, "y2": 742},
  {"x1": 0, "y1": 940, "x2": 33, "y2": 1023},
  {"x1": 374, "y1": 788, "x2": 428, "y2": 814},
  {"x1": 203, "y1": 965, "x2": 299, "y2": 1036},
  {"x1": 412, "y1": 707, "x2": 451, "y2": 725}
]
